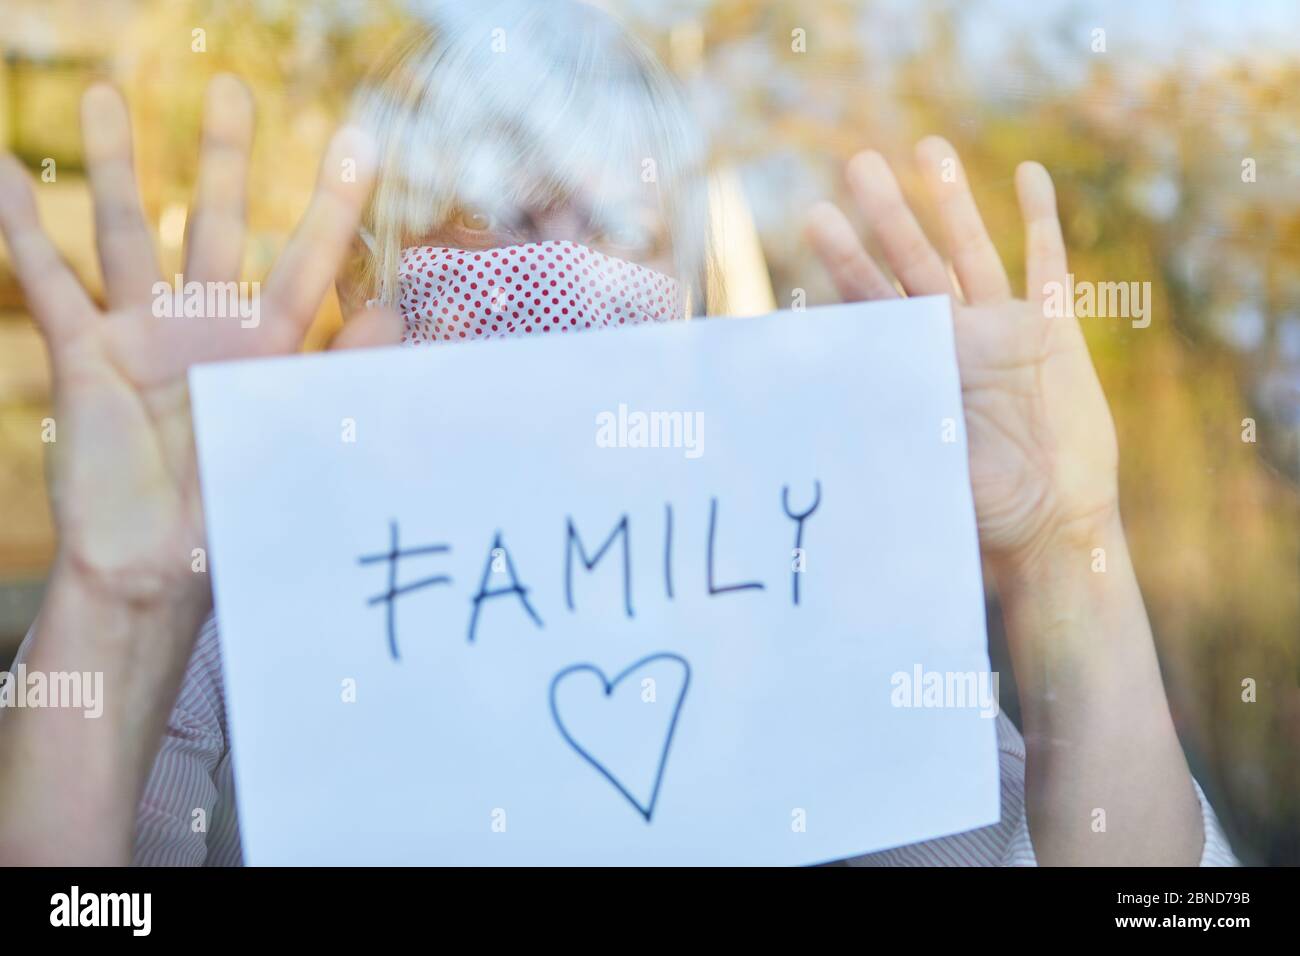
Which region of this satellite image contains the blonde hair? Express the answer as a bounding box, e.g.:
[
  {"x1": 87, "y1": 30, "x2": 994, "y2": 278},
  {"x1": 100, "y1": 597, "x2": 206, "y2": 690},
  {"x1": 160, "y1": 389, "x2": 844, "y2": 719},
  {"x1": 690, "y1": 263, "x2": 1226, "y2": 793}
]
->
[{"x1": 352, "y1": 0, "x2": 712, "y2": 314}]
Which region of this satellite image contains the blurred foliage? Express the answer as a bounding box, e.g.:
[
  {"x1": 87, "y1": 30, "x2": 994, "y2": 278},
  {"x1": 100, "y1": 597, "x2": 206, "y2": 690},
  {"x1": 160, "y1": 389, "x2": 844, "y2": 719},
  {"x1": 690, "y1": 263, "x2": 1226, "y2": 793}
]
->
[{"x1": 0, "y1": 0, "x2": 1297, "y2": 862}]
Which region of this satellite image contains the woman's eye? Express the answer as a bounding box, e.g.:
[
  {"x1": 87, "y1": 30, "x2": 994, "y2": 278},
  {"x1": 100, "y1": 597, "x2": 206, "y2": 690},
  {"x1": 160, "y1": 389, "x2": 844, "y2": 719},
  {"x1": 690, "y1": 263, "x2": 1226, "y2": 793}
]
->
[
  {"x1": 596, "y1": 224, "x2": 650, "y2": 250},
  {"x1": 456, "y1": 208, "x2": 492, "y2": 231}
]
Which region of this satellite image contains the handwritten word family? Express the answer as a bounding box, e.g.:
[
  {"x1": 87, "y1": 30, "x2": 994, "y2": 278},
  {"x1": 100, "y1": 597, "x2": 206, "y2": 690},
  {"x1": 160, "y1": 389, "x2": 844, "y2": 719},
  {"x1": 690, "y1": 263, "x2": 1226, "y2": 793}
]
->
[{"x1": 359, "y1": 481, "x2": 823, "y2": 659}]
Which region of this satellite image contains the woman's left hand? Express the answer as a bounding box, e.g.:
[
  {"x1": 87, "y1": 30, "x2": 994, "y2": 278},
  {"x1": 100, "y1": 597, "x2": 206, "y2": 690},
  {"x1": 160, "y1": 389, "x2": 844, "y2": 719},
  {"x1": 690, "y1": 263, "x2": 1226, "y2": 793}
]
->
[{"x1": 805, "y1": 138, "x2": 1119, "y2": 575}]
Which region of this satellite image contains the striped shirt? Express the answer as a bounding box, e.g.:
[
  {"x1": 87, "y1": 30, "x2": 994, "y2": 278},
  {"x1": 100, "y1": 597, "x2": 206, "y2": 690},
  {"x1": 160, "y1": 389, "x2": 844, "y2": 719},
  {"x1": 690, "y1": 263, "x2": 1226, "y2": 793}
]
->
[{"x1": 12, "y1": 614, "x2": 1240, "y2": 865}]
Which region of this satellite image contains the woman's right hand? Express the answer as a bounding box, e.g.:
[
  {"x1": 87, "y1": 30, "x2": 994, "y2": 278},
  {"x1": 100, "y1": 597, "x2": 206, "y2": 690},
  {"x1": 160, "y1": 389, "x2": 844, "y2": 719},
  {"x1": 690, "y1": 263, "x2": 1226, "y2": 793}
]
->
[
  {"x1": 0, "y1": 75, "x2": 396, "y2": 614},
  {"x1": 0, "y1": 76, "x2": 403, "y2": 863}
]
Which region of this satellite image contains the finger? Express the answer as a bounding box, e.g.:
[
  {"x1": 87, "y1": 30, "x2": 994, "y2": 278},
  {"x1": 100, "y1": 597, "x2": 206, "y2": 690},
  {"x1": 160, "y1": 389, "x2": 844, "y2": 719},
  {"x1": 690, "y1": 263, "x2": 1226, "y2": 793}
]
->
[
  {"x1": 329, "y1": 305, "x2": 404, "y2": 350},
  {"x1": 845, "y1": 150, "x2": 953, "y2": 297},
  {"x1": 914, "y1": 136, "x2": 1012, "y2": 305},
  {"x1": 184, "y1": 74, "x2": 254, "y2": 283},
  {"x1": 261, "y1": 126, "x2": 378, "y2": 345},
  {"x1": 803, "y1": 201, "x2": 898, "y2": 301},
  {"x1": 0, "y1": 153, "x2": 95, "y2": 338},
  {"x1": 81, "y1": 84, "x2": 160, "y2": 309},
  {"x1": 1015, "y1": 161, "x2": 1068, "y2": 304}
]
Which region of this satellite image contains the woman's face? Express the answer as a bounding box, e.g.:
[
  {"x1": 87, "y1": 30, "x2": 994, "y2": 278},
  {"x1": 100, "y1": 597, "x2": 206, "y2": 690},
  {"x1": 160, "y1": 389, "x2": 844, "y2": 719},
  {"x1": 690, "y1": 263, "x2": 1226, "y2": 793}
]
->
[
  {"x1": 412, "y1": 191, "x2": 676, "y2": 278},
  {"x1": 388, "y1": 172, "x2": 683, "y2": 344},
  {"x1": 336, "y1": 192, "x2": 677, "y2": 326}
]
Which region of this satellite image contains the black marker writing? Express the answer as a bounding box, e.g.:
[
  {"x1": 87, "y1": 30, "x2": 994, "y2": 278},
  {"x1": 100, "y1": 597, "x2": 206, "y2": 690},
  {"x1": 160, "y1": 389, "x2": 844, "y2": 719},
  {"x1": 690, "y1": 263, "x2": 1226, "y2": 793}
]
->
[
  {"x1": 549, "y1": 652, "x2": 691, "y2": 823},
  {"x1": 782, "y1": 480, "x2": 822, "y2": 606},
  {"x1": 468, "y1": 531, "x2": 544, "y2": 643},
  {"x1": 706, "y1": 496, "x2": 765, "y2": 597},
  {"x1": 363, "y1": 481, "x2": 820, "y2": 652},
  {"x1": 663, "y1": 502, "x2": 674, "y2": 600},
  {"x1": 565, "y1": 515, "x2": 633, "y2": 619},
  {"x1": 358, "y1": 521, "x2": 451, "y2": 660}
]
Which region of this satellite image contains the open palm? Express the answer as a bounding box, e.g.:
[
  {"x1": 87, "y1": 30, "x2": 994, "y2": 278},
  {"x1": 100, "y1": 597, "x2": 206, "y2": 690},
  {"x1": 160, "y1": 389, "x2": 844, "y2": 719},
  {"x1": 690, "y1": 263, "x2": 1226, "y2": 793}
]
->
[
  {"x1": 806, "y1": 137, "x2": 1119, "y2": 568},
  {"x1": 0, "y1": 77, "x2": 399, "y2": 608}
]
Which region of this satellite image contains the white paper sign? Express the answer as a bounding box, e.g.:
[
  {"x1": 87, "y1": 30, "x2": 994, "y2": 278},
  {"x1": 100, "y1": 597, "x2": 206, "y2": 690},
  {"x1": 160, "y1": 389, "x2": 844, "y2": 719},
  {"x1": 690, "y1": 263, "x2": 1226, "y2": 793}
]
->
[{"x1": 189, "y1": 296, "x2": 1000, "y2": 865}]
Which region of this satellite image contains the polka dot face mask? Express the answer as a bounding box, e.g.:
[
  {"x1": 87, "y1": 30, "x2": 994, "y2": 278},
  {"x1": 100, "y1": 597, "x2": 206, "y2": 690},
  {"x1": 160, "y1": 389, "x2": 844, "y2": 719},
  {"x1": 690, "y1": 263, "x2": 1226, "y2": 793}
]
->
[{"x1": 397, "y1": 240, "x2": 682, "y2": 344}]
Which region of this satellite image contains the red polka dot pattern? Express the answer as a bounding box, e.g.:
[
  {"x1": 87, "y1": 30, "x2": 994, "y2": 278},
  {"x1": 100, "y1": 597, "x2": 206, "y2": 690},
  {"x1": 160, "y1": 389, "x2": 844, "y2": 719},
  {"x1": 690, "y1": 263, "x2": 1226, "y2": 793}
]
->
[{"x1": 397, "y1": 240, "x2": 682, "y2": 345}]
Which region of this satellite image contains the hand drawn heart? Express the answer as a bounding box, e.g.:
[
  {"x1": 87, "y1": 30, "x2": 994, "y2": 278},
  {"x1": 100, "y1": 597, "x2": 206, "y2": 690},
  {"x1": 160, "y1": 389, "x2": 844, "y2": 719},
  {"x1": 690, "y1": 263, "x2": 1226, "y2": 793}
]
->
[{"x1": 549, "y1": 652, "x2": 691, "y2": 822}]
